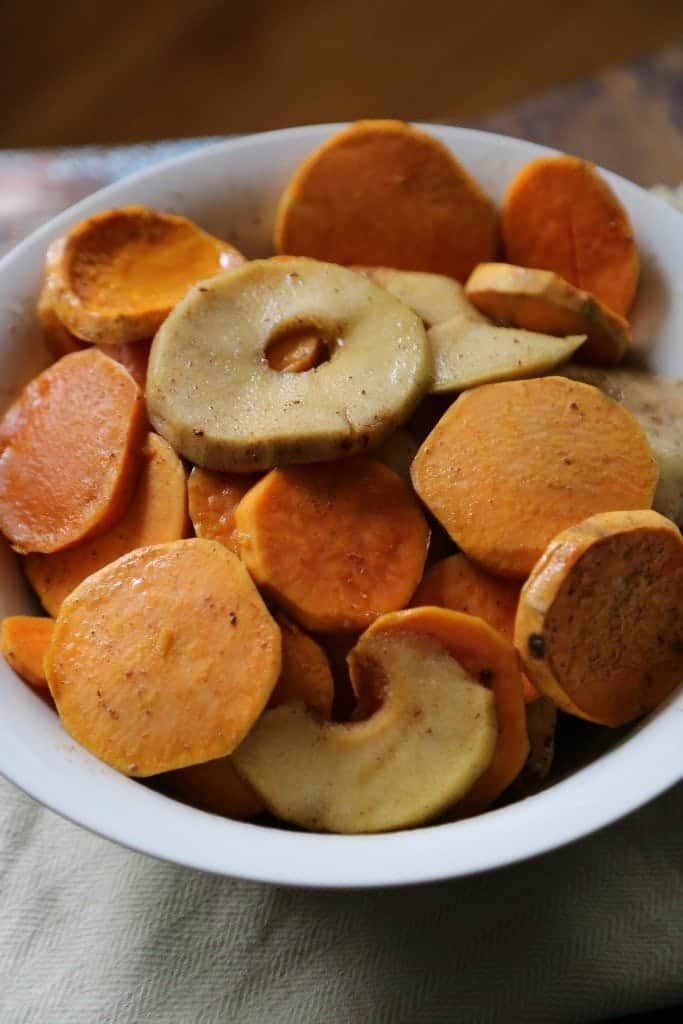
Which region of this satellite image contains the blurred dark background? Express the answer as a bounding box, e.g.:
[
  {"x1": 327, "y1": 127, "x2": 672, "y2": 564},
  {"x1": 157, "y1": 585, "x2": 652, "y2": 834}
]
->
[{"x1": 1, "y1": 0, "x2": 682, "y2": 147}]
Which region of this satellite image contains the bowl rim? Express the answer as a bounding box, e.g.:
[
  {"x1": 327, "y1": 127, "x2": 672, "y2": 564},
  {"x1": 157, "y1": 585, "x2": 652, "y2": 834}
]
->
[{"x1": 0, "y1": 122, "x2": 681, "y2": 889}]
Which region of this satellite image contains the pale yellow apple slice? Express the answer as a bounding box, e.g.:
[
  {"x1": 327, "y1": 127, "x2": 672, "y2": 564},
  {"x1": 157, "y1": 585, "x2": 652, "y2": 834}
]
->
[
  {"x1": 357, "y1": 267, "x2": 487, "y2": 328},
  {"x1": 427, "y1": 319, "x2": 585, "y2": 393},
  {"x1": 147, "y1": 257, "x2": 432, "y2": 471},
  {"x1": 231, "y1": 630, "x2": 497, "y2": 833}
]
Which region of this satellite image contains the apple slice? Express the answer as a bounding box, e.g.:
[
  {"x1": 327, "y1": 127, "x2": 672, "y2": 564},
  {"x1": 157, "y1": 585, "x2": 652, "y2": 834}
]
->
[
  {"x1": 427, "y1": 319, "x2": 584, "y2": 393},
  {"x1": 356, "y1": 266, "x2": 487, "y2": 328},
  {"x1": 231, "y1": 629, "x2": 496, "y2": 833}
]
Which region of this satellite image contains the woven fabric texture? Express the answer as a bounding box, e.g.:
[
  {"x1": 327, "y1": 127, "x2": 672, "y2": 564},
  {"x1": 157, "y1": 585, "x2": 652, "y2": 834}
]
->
[{"x1": 1, "y1": 775, "x2": 681, "y2": 1024}]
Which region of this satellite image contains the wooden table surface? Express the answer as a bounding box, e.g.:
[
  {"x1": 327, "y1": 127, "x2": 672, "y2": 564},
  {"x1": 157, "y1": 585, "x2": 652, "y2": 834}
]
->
[{"x1": 0, "y1": 46, "x2": 680, "y2": 261}]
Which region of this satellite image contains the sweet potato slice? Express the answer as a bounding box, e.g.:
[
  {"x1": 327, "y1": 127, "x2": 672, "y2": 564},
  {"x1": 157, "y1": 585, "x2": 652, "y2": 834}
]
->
[
  {"x1": 49, "y1": 205, "x2": 245, "y2": 345},
  {"x1": 187, "y1": 467, "x2": 259, "y2": 556},
  {"x1": 563, "y1": 365, "x2": 683, "y2": 526},
  {"x1": 158, "y1": 611, "x2": 333, "y2": 819},
  {"x1": 232, "y1": 627, "x2": 497, "y2": 832},
  {"x1": 515, "y1": 510, "x2": 683, "y2": 726},
  {"x1": 1, "y1": 615, "x2": 54, "y2": 688},
  {"x1": 0, "y1": 348, "x2": 146, "y2": 554},
  {"x1": 270, "y1": 612, "x2": 334, "y2": 718},
  {"x1": 363, "y1": 608, "x2": 528, "y2": 815},
  {"x1": 411, "y1": 376, "x2": 658, "y2": 578},
  {"x1": 426, "y1": 318, "x2": 584, "y2": 393},
  {"x1": 103, "y1": 340, "x2": 152, "y2": 390},
  {"x1": 502, "y1": 156, "x2": 639, "y2": 316},
  {"x1": 235, "y1": 457, "x2": 430, "y2": 632},
  {"x1": 160, "y1": 758, "x2": 265, "y2": 821},
  {"x1": 37, "y1": 281, "x2": 87, "y2": 358},
  {"x1": 274, "y1": 120, "x2": 498, "y2": 281},
  {"x1": 412, "y1": 554, "x2": 539, "y2": 702},
  {"x1": 45, "y1": 538, "x2": 281, "y2": 776},
  {"x1": 465, "y1": 263, "x2": 631, "y2": 366},
  {"x1": 38, "y1": 276, "x2": 153, "y2": 385},
  {"x1": 25, "y1": 433, "x2": 188, "y2": 616}
]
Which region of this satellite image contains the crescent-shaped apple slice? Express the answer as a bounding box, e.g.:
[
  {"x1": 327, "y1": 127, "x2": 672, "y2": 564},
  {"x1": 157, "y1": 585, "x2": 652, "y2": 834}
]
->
[{"x1": 231, "y1": 626, "x2": 497, "y2": 833}]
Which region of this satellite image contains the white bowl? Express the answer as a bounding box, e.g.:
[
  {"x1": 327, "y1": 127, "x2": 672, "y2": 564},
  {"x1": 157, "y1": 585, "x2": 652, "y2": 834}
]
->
[{"x1": 0, "y1": 124, "x2": 681, "y2": 888}]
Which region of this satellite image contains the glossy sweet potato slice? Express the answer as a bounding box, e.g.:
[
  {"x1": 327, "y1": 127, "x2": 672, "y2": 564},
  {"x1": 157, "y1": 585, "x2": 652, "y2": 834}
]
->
[
  {"x1": 161, "y1": 612, "x2": 333, "y2": 818},
  {"x1": 48, "y1": 205, "x2": 245, "y2": 345},
  {"x1": 103, "y1": 340, "x2": 152, "y2": 390},
  {"x1": 502, "y1": 156, "x2": 639, "y2": 316},
  {"x1": 45, "y1": 538, "x2": 281, "y2": 776},
  {"x1": 0, "y1": 615, "x2": 54, "y2": 688},
  {"x1": 38, "y1": 277, "x2": 153, "y2": 385},
  {"x1": 25, "y1": 433, "x2": 188, "y2": 615},
  {"x1": 160, "y1": 758, "x2": 264, "y2": 821},
  {"x1": 274, "y1": 120, "x2": 498, "y2": 281},
  {"x1": 270, "y1": 612, "x2": 334, "y2": 718},
  {"x1": 363, "y1": 607, "x2": 528, "y2": 815},
  {"x1": 37, "y1": 281, "x2": 87, "y2": 358},
  {"x1": 0, "y1": 348, "x2": 146, "y2": 553},
  {"x1": 187, "y1": 468, "x2": 259, "y2": 556},
  {"x1": 515, "y1": 510, "x2": 683, "y2": 726},
  {"x1": 236, "y1": 457, "x2": 430, "y2": 632},
  {"x1": 412, "y1": 554, "x2": 539, "y2": 702},
  {"x1": 411, "y1": 376, "x2": 658, "y2": 578},
  {"x1": 465, "y1": 263, "x2": 631, "y2": 365}
]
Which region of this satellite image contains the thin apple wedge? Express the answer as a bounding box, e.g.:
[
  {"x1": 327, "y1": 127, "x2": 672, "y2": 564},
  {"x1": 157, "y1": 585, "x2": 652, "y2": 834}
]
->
[
  {"x1": 231, "y1": 629, "x2": 497, "y2": 833},
  {"x1": 356, "y1": 266, "x2": 487, "y2": 328},
  {"x1": 427, "y1": 319, "x2": 584, "y2": 393}
]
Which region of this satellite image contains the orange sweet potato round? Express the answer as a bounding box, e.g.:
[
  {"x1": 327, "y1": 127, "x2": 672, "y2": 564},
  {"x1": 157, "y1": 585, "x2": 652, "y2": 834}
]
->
[
  {"x1": 270, "y1": 612, "x2": 334, "y2": 718},
  {"x1": 464, "y1": 262, "x2": 631, "y2": 366},
  {"x1": 160, "y1": 757, "x2": 264, "y2": 821},
  {"x1": 187, "y1": 467, "x2": 259, "y2": 556},
  {"x1": 103, "y1": 340, "x2": 152, "y2": 390},
  {"x1": 45, "y1": 538, "x2": 282, "y2": 776},
  {"x1": 49, "y1": 206, "x2": 245, "y2": 345},
  {"x1": 502, "y1": 156, "x2": 639, "y2": 316},
  {"x1": 236, "y1": 457, "x2": 430, "y2": 632},
  {"x1": 411, "y1": 376, "x2": 658, "y2": 578},
  {"x1": 413, "y1": 554, "x2": 539, "y2": 702},
  {"x1": 37, "y1": 281, "x2": 87, "y2": 358},
  {"x1": 0, "y1": 348, "x2": 146, "y2": 554},
  {"x1": 160, "y1": 611, "x2": 333, "y2": 818},
  {"x1": 515, "y1": 510, "x2": 683, "y2": 726},
  {"x1": 274, "y1": 120, "x2": 498, "y2": 281},
  {"x1": 26, "y1": 433, "x2": 188, "y2": 615},
  {"x1": 1, "y1": 615, "x2": 54, "y2": 688}
]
